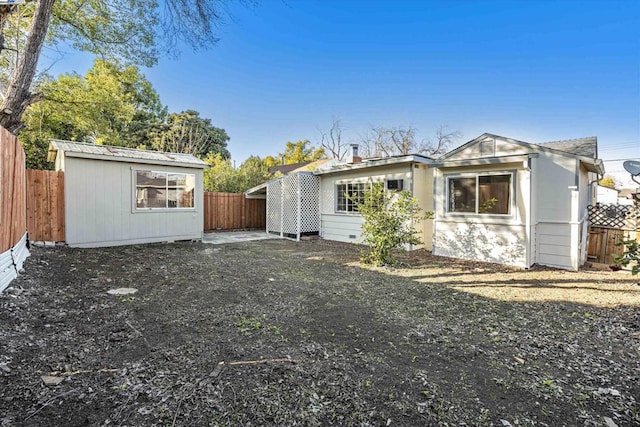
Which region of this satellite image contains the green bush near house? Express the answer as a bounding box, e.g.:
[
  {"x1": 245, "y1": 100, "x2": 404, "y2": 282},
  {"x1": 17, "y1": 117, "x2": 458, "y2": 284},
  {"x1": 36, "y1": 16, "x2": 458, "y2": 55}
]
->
[{"x1": 352, "y1": 183, "x2": 433, "y2": 266}]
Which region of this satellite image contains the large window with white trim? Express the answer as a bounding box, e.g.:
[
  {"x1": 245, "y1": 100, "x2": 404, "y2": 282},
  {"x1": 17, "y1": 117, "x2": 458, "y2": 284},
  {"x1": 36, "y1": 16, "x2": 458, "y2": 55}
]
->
[
  {"x1": 447, "y1": 173, "x2": 512, "y2": 215},
  {"x1": 135, "y1": 170, "x2": 195, "y2": 210},
  {"x1": 336, "y1": 182, "x2": 370, "y2": 212}
]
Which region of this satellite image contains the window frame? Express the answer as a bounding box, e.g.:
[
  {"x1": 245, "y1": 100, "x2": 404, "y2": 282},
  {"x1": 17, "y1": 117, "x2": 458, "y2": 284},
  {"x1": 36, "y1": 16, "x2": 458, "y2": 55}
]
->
[
  {"x1": 335, "y1": 181, "x2": 372, "y2": 214},
  {"x1": 133, "y1": 169, "x2": 196, "y2": 212},
  {"x1": 445, "y1": 171, "x2": 515, "y2": 217}
]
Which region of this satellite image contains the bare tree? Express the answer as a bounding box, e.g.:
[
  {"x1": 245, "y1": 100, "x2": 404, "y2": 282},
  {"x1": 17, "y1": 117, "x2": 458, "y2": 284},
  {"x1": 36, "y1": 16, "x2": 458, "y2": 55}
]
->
[
  {"x1": 319, "y1": 117, "x2": 348, "y2": 160},
  {"x1": 153, "y1": 121, "x2": 210, "y2": 155},
  {"x1": 360, "y1": 124, "x2": 461, "y2": 158}
]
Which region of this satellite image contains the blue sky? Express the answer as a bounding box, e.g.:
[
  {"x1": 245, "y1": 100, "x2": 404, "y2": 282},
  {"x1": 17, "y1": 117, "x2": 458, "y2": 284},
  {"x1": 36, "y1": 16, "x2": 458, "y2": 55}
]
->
[{"x1": 46, "y1": 0, "x2": 639, "y2": 184}]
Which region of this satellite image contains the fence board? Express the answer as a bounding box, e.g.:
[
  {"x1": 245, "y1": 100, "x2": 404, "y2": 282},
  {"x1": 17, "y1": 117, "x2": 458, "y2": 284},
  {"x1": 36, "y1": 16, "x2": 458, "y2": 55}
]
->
[
  {"x1": 587, "y1": 226, "x2": 637, "y2": 265},
  {"x1": 1, "y1": 128, "x2": 27, "y2": 253},
  {"x1": 204, "y1": 192, "x2": 265, "y2": 231},
  {"x1": 26, "y1": 169, "x2": 65, "y2": 242}
]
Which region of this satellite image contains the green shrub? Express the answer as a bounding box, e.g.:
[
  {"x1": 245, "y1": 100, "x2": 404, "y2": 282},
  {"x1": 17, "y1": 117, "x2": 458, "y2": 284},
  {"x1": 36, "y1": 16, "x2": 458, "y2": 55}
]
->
[
  {"x1": 613, "y1": 237, "x2": 639, "y2": 275},
  {"x1": 351, "y1": 182, "x2": 432, "y2": 266}
]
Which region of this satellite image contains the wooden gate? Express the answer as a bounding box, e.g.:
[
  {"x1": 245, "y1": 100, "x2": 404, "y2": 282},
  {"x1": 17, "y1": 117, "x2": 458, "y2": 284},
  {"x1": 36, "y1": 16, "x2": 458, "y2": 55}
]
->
[
  {"x1": 587, "y1": 204, "x2": 638, "y2": 264},
  {"x1": 25, "y1": 169, "x2": 65, "y2": 242},
  {"x1": 204, "y1": 192, "x2": 265, "y2": 231}
]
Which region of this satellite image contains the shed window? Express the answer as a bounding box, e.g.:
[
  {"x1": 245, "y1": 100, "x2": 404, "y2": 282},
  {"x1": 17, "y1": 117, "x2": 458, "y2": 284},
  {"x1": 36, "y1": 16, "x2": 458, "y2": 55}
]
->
[
  {"x1": 336, "y1": 182, "x2": 369, "y2": 212},
  {"x1": 135, "y1": 170, "x2": 195, "y2": 209},
  {"x1": 447, "y1": 173, "x2": 512, "y2": 215}
]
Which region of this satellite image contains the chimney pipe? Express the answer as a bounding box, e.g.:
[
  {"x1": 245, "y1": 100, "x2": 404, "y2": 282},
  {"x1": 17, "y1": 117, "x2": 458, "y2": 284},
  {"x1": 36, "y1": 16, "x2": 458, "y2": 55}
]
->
[{"x1": 349, "y1": 144, "x2": 362, "y2": 164}]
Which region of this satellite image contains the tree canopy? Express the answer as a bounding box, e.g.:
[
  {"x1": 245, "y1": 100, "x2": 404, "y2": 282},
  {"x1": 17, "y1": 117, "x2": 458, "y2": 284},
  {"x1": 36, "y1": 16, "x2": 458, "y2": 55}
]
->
[
  {"x1": 0, "y1": 0, "x2": 244, "y2": 132},
  {"x1": 148, "y1": 110, "x2": 230, "y2": 158},
  {"x1": 264, "y1": 140, "x2": 325, "y2": 167},
  {"x1": 20, "y1": 59, "x2": 166, "y2": 169}
]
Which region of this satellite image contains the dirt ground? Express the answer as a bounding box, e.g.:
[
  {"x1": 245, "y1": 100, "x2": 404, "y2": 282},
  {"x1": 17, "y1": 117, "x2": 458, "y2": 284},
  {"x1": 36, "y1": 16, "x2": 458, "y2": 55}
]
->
[{"x1": 1, "y1": 239, "x2": 639, "y2": 426}]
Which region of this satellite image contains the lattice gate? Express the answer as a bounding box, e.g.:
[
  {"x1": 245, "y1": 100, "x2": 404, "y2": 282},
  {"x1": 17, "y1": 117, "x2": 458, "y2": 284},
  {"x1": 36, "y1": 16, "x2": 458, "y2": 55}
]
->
[{"x1": 265, "y1": 172, "x2": 320, "y2": 240}]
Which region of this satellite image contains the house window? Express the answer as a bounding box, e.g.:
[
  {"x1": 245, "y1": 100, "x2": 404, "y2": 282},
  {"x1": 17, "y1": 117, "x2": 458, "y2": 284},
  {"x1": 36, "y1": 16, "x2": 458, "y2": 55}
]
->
[
  {"x1": 135, "y1": 170, "x2": 195, "y2": 209},
  {"x1": 447, "y1": 173, "x2": 512, "y2": 215},
  {"x1": 336, "y1": 182, "x2": 369, "y2": 212}
]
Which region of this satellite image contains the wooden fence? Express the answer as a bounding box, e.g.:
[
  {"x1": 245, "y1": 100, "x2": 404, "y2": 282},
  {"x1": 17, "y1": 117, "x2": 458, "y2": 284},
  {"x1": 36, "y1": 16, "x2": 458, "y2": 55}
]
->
[
  {"x1": 204, "y1": 192, "x2": 265, "y2": 231},
  {"x1": 1, "y1": 128, "x2": 29, "y2": 292},
  {"x1": 1, "y1": 128, "x2": 27, "y2": 253},
  {"x1": 26, "y1": 169, "x2": 65, "y2": 242}
]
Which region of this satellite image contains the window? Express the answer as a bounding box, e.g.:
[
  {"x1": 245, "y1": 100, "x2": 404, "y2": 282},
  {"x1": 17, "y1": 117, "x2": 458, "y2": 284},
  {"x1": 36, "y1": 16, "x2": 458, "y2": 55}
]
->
[
  {"x1": 336, "y1": 182, "x2": 369, "y2": 212},
  {"x1": 447, "y1": 173, "x2": 512, "y2": 215},
  {"x1": 386, "y1": 179, "x2": 404, "y2": 191},
  {"x1": 135, "y1": 170, "x2": 195, "y2": 209}
]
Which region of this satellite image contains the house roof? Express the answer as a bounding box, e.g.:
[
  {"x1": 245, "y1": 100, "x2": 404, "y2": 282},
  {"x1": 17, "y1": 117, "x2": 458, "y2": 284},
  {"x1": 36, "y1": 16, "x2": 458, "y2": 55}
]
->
[
  {"x1": 47, "y1": 140, "x2": 209, "y2": 169},
  {"x1": 313, "y1": 154, "x2": 435, "y2": 175},
  {"x1": 268, "y1": 161, "x2": 314, "y2": 175},
  {"x1": 439, "y1": 133, "x2": 604, "y2": 174},
  {"x1": 537, "y1": 137, "x2": 597, "y2": 159}
]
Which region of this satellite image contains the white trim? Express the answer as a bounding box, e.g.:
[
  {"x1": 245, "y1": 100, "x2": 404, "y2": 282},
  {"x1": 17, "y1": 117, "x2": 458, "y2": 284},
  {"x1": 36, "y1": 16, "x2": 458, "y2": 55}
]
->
[{"x1": 132, "y1": 169, "x2": 197, "y2": 213}]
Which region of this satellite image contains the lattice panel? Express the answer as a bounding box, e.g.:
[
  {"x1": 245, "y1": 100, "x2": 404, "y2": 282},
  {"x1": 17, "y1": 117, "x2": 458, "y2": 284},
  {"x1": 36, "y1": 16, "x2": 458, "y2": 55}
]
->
[
  {"x1": 281, "y1": 174, "x2": 299, "y2": 234},
  {"x1": 299, "y1": 174, "x2": 320, "y2": 233},
  {"x1": 588, "y1": 203, "x2": 639, "y2": 230},
  {"x1": 266, "y1": 180, "x2": 282, "y2": 233}
]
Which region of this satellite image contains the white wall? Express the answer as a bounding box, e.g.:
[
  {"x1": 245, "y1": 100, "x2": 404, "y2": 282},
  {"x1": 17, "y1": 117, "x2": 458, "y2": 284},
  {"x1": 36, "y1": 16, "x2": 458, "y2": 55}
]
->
[
  {"x1": 597, "y1": 186, "x2": 619, "y2": 204},
  {"x1": 433, "y1": 161, "x2": 531, "y2": 268},
  {"x1": 63, "y1": 156, "x2": 204, "y2": 248},
  {"x1": 319, "y1": 164, "x2": 429, "y2": 246},
  {"x1": 533, "y1": 151, "x2": 584, "y2": 270}
]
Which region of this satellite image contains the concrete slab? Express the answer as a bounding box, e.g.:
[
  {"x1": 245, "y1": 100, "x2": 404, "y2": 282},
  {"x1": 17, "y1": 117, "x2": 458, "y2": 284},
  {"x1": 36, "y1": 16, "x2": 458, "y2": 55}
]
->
[{"x1": 202, "y1": 231, "x2": 280, "y2": 245}]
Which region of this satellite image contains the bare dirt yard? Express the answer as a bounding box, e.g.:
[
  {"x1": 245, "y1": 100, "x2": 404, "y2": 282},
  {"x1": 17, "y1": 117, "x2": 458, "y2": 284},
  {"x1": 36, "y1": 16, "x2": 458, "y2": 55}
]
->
[{"x1": 1, "y1": 239, "x2": 639, "y2": 426}]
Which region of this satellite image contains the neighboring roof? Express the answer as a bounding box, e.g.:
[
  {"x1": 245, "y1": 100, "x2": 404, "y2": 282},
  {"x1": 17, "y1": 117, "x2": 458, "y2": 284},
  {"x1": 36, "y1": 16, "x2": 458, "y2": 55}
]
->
[
  {"x1": 268, "y1": 161, "x2": 314, "y2": 175},
  {"x1": 537, "y1": 137, "x2": 597, "y2": 159},
  {"x1": 47, "y1": 140, "x2": 209, "y2": 169},
  {"x1": 289, "y1": 158, "x2": 336, "y2": 173},
  {"x1": 619, "y1": 188, "x2": 639, "y2": 198},
  {"x1": 313, "y1": 154, "x2": 435, "y2": 175}
]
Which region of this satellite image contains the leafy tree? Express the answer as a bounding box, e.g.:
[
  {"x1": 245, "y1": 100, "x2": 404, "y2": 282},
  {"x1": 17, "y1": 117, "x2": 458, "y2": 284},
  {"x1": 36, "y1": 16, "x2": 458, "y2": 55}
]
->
[
  {"x1": 204, "y1": 154, "x2": 273, "y2": 193},
  {"x1": 264, "y1": 140, "x2": 325, "y2": 167},
  {"x1": 352, "y1": 183, "x2": 432, "y2": 266},
  {"x1": 0, "y1": 0, "x2": 244, "y2": 132},
  {"x1": 19, "y1": 59, "x2": 166, "y2": 169},
  {"x1": 203, "y1": 153, "x2": 241, "y2": 192},
  {"x1": 599, "y1": 176, "x2": 617, "y2": 189},
  {"x1": 148, "y1": 110, "x2": 230, "y2": 158}
]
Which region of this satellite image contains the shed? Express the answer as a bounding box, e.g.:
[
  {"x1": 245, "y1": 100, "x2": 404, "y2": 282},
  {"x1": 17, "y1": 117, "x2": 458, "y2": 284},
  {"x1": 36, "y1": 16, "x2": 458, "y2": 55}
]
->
[{"x1": 47, "y1": 140, "x2": 208, "y2": 248}]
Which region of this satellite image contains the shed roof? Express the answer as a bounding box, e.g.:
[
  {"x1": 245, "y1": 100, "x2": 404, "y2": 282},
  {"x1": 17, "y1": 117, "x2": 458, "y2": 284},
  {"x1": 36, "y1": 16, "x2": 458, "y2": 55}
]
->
[{"x1": 47, "y1": 140, "x2": 209, "y2": 169}]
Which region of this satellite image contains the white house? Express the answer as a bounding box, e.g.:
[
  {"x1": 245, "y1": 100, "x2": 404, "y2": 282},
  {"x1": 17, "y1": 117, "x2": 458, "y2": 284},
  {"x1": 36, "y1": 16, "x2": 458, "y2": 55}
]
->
[
  {"x1": 596, "y1": 185, "x2": 619, "y2": 205},
  {"x1": 47, "y1": 140, "x2": 208, "y2": 248},
  {"x1": 248, "y1": 133, "x2": 604, "y2": 271},
  {"x1": 433, "y1": 133, "x2": 603, "y2": 270}
]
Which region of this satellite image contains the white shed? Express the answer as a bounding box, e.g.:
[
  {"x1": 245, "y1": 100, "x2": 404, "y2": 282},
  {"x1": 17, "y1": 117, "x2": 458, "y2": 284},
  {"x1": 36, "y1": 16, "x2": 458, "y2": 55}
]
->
[{"x1": 47, "y1": 140, "x2": 208, "y2": 248}]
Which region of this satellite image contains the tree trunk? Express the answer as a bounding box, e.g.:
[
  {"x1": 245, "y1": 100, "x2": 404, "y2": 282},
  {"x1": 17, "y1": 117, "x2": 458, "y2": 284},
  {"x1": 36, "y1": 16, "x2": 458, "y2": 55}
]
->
[{"x1": 0, "y1": 0, "x2": 55, "y2": 134}]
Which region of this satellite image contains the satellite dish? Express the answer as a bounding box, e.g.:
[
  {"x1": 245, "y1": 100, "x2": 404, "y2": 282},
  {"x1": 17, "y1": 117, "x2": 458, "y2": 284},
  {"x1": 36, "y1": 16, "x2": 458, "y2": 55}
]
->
[
  {"x1": 624, "y1": 160, "x2": 640, "y2": 176},
  {"x1": 623, "y1": 160, "x2": 640, "y2": 186}
]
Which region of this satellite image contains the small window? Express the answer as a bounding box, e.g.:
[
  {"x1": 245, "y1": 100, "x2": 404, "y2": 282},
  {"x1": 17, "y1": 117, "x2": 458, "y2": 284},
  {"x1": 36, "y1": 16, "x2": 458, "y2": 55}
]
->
[
  {"x1": 447, "y1": 173, "x2": 512, "y2": 215},
  {"x1": 336, "y1": 182, "x2": 369, "y2": 212},
  {"x1": 386, "y1": 179, "x2": 404, "y2": 191},
  {"x1": 135, "y1": 170, "x2": 195, "y2": 210}
]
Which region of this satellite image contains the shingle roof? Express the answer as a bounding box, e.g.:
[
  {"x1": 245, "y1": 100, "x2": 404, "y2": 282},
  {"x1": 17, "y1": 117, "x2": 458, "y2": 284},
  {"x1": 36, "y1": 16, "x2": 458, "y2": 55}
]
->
[
  {"x1": 536, "y1": 137, "x2": 597, "y2": 159},
  {"x1": 48, "y1": 140, "x2": 208, "y2": 168}
]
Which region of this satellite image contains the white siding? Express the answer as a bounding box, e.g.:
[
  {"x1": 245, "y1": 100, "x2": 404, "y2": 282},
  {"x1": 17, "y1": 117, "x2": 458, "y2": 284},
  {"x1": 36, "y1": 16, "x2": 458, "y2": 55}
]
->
[
  {"x1": 434, "y1": 222, "x2": 528, "y2": 267},
  {"x1": 445, "y1": 136, "x2": 532, "y2": 160},
  {"x1": 533, "y1": 152, "x2": 582, "y2": 270},
  {"x1": 319, "y1": 164, "x2": 430, "y2": 247},
  {"x1": 64, "y1": 157, "x2": 204, "y2": 248},
  {"x1": 433, "y1": 161, "x2": 531, "y2": 268}
]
